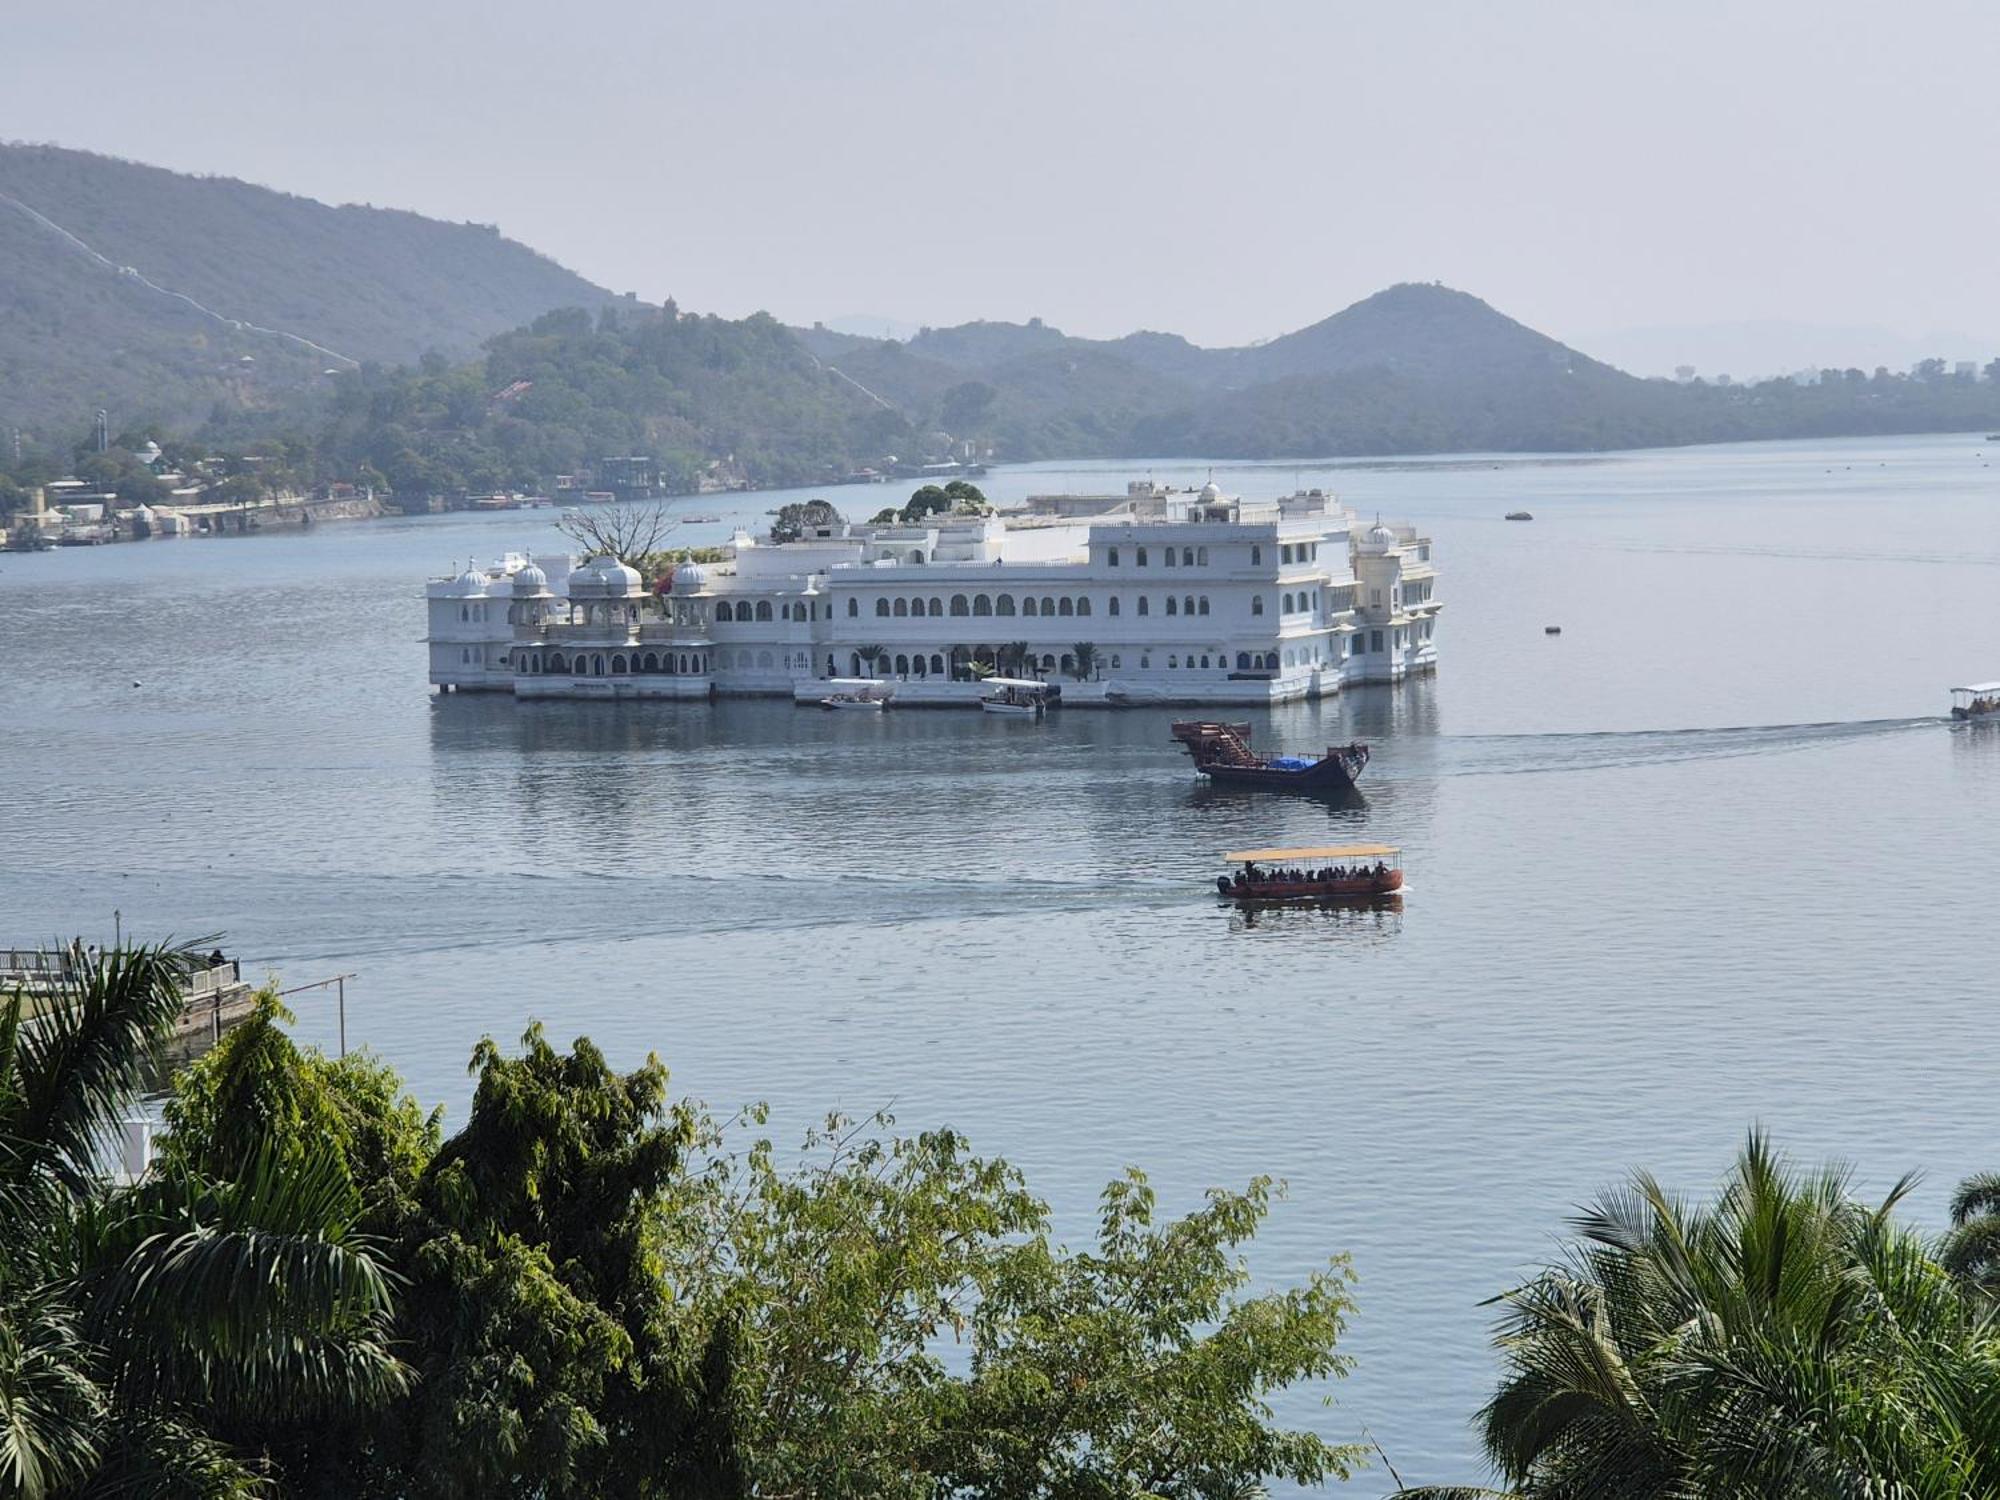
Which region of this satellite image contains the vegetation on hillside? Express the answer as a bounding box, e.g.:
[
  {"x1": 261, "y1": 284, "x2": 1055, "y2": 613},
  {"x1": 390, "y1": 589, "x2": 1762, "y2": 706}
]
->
[{"x1": 0, "y1": 142, "x2": 618, "y2": 436}]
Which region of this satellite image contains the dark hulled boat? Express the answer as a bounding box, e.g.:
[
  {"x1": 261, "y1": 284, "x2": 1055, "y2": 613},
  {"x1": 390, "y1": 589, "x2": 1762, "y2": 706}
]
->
[{"x1": 1170, "y1": 720, "x2": 1369, "y2": 793}]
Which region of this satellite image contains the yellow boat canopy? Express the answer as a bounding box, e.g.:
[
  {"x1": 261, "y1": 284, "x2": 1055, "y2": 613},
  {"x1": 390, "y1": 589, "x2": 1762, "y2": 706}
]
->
[{"x1": 1222, "y1": 844, "x2": 1400, "y2": 863}]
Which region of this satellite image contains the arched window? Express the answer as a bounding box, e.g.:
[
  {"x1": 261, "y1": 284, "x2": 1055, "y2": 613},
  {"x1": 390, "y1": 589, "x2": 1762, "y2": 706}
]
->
[
  {"x1": 909, "y1": 549, "x2": 924, "y2": 564},
  {"x1": 612, "y1": 654, "x2": 627, "y2": 674},
  {"x1": 928, "y1": 597, "x2": 943, "y2": 617},
  {"x1": 912, "y1": 655, "x2": 926, "y2": 677},
  {"x1": 1197, "y1": 597, "x2": 1209, "y2": 615},
  {"x1": 1140, "y1": 654, "x2": 1151, "y2": 668},
  {"x1": 1165, "y1": 596, "x2": 1178, "y2": 615},
  {"x1": 973, "y1": 594, "x2": 992, "y2": 616},
  {"x1": 1252, "y1": 596, "x2": 1264, "y2": 616},
  {"x1": 1200, "y1": 654, "x2": 1210, "y2": 668},
  {"x1": 1165, "y1": 549, "x2": 1176, "y2": 568},
  {"x1": 847, "y1": 598, "x2": 858, "y2": 617},
  {"x1": 1108, "y1": 546, "x2": 1120, "y2": 566},
  {"x1": 1136, "y1": 546, "x2": 1148, "y2": 567},
  {"x1": 1040, "y1": 596, "x2": 1055, "y2": 616},
  {"x1": 550, "y1": 653, "x2": 567, "y2": 673},
  {"x1": 1182, "y1": 547, "x2": 1194, "y2": 567},
  {"x1": 459, "y1": 605, "x2": 468, "y2": 622},
  {"x1": 1110, "y1": 654, "x2": 1121, "y2": 668},
  {"x1": 1236, "y1": 651, "x2": 1250, "y2": 670},
  {"x1": 997, "y1": 594, "x2": 1016, "y2": 616},
  {"x1": 1251, "y1": 544, "x2": 1262, "y2": 565},
  {"x1": 1108, "y1": 597, "x2": 1120, "y2": 616},
  {"x1": 1061, "y1": 653, "x2": 1074, "y2": 674},
  {"x1": 714, "y1": 601, "x2": 732, "y2": 622},
  {"x1": 1022, "y1": 597, "x2": 1038, "y2": 617},
  {"x1": 930, "y1": 653, "x2": 945, "y2": 676},
  {"x1": 593, "y1": 654, "x2": 605, "y2": 675},
  {"x1": 895, "y1": 654, "x2": 909, "y2": 674},
  {"x1": 876, "y1": 598, "x2": 890, "y2": 617},
  {"x1": 1282, "y1": 593, "x2": 1293, "y2": 613},
  {"x1": 893, "y1": 598, "x2": 908, "y2": 617},
  {"x1": 1197, "y1": 547, "x2": 1208, "y2": 566},
  {"x1": 1058, "y1": 597, "x2": 1073, "y2": 617},
  {"x1": 1137, "y1": 597, "x2": 1149, "y2": 616},
  {"x1": 1183, "y1": 596, "x2": 1195, "y2": 616},
  {"x1": 644, "y1": 652, "x2": 659, "y2": 671},
  {"x1": 950, "y1": 595, "x2": 969, "y2": 616},
  {"x1": 1168, "y1": 655, "x2": 1178, "y2": 669},
  {"x1": 1282, "y1": 544, "x2": 1293, "y2": 564},
  {"x1": 755, "y1": 601, "x2": 773, "y2": 621},
  {"x1": 1076, "y1": 597, "x2": 1091, "y2": 616},
  {"x1": 850, "y1": 652, "x2": 862, "y2": 675}
]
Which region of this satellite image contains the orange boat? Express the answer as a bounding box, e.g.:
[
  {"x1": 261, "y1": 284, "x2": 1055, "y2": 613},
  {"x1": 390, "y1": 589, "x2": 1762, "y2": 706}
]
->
[{"x1": 1215, "y1": 843, "x2": 1404, "y2": 901}]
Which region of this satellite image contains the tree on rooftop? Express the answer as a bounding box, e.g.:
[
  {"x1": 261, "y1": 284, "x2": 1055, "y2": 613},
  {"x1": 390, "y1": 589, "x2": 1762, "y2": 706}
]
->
[{"x1": 556, "y1": 501, "x2": 677, "y2": 568}]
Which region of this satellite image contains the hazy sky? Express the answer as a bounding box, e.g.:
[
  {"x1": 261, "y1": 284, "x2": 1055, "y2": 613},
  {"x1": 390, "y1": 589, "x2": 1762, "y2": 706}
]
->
[{"x1": 7, "y1": 0, "x2": 2000, "y2": 366}]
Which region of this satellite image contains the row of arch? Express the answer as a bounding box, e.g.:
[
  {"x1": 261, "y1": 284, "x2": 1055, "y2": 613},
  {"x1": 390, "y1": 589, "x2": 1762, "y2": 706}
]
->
[
  {"x1": 714, "y1": 599, "x2": 813, "y2": 622},
  {"x1": 517, "y1": 649, "x2": 712, "y2": 677},
  {"x1": 851, "y1": 593, "x2": 1245, "y2": 620},
  {"x1": 1101, "y1": 542, "x2": 1322, "y2": 568}
]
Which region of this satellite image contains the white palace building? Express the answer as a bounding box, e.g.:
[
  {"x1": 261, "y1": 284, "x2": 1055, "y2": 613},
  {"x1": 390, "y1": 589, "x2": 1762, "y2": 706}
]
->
[{"x1": 426, "y1": 481, "x2": 1440, "y2": 707}]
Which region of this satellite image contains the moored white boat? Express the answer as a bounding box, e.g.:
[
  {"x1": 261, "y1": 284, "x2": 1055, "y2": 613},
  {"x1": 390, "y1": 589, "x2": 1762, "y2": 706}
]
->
[
  {"x1": 819, "y1": 677, "x2": 891, "y2": 710},
  {"x1": 1951, "y1": 682, "x2": 2000, "y2": 721},
  {"x1": 979, "y1": 678, "x2": 1055, "y2": 718}
]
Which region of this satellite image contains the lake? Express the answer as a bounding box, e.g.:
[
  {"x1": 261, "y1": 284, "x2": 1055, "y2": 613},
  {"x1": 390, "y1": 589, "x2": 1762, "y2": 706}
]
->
[{"x1": 5, "y1": 432, "x2": 1999, "y2": 1491}]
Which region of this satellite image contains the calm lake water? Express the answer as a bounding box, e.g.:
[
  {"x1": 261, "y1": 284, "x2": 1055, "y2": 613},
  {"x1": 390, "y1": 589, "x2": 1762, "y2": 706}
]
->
[{"x1": 6, "y1": 433, "x2": 2000, "y2": 1491}]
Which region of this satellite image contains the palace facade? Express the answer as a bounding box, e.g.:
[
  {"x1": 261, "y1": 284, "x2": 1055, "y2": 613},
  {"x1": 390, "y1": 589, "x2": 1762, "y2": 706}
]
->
[{"x1": 426, "y1": 481, "x2": 1439, "y2": 705}]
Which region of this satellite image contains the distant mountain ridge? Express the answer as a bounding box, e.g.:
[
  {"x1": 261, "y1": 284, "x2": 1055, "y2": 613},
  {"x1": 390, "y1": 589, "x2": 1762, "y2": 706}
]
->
[{"x1": 0, "y1": 142, "x2": 618, "y2": 435}]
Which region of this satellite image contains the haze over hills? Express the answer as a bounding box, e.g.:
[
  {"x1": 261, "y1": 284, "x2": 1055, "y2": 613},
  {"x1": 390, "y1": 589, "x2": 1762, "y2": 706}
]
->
[
  {"x1": 0, "y1": 143, "x2": 619, "y2": 436},
  {"x1": 7, "y1": 143, "x2": 2000, "y2": 497}
]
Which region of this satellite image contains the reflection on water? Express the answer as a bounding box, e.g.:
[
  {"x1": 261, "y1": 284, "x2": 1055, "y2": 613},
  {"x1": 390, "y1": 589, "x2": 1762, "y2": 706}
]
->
[{"x1": 8, "y1": 432, "x2": 2000, "y2": 1490}]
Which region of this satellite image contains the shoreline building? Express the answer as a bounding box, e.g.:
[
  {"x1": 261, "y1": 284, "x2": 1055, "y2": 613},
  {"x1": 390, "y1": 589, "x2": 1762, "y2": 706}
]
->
[{"x1": 425, "y1": 481, "x2": 1440, "y2": 706}]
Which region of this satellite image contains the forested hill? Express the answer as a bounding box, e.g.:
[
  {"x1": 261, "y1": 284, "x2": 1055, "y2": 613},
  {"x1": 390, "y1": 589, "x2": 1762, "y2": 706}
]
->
[{"x1": 0, "y1": 143, "x2": 619, "y2": 435}]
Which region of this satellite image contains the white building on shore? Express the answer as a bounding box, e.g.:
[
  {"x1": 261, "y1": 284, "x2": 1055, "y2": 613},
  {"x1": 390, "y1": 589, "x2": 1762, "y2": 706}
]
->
[{"x1": 425, "y1": 481, "x2": 1439, "y2": 706}]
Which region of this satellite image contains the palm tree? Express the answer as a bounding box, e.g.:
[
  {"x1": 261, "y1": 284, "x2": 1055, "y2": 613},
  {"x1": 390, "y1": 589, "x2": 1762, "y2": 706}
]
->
[
  {"x1": 1945, "y1": 1171, "x2": 2000, "y2": 1293},
  {"x1": 1071, "y1": 641, "x2": 1097, "y2": 681},
  {"x1": 853, "y1": 644, "x2": 886, "y2": 677},
  {"x1": 1394, "y1": 1132, "x2": 2000, "y2": 1499},
  {"x1": 0, "y1": 941, "x2": 405, "y2": 1496},
  {"x1": 1003, "y1": 640, "x2": 1030, "y2": 676}
]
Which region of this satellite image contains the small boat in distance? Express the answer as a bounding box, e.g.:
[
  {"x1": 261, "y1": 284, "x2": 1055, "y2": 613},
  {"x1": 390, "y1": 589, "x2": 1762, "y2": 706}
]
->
[
  {"x1": 980, "y1": 678, "x2": 1057, "y2": 717},
  {"x1": 819, "y1": 678, "x2": 891, "y2": 710},
  {"x1": 1170, "y1": 721, "x2": 1368, "y2": 794},
  {"x1": 1505, "y1": 510, "x2": 1534, "y2": 521},
  {"x1": 1216, "y1": 844, "x2": 1404, "y2": 902},
  {"x1": 1545, "y1": 625, "x2": 1562, "y2": 635},
  {"x1": 1951, "y1": 682, "x2": 2000, "y2": 721}
]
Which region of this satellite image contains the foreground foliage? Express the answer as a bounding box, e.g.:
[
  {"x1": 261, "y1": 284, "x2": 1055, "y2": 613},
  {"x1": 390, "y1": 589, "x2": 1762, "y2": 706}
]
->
[{"x1": 1395, "y1": 1133, "x2": 2000, "y2": 1500}]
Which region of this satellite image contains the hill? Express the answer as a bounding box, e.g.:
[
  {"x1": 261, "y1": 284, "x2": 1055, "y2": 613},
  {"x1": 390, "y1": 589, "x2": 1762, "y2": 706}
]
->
[{"x1": 0, "y1": 142, "x2": 618, "y2": 438}]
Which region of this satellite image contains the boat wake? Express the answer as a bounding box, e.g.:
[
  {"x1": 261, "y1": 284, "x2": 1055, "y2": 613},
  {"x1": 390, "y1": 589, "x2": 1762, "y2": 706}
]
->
[{"x1": 1393, "y1": 716, "x2": 1943, "y2": 779}]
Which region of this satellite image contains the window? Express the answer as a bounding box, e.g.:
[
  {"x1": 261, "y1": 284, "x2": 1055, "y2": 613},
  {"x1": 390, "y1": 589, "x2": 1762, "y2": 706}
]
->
[
  {"x1": 909, "y1": 549, "x2": 925, "y2": 564},
  {"x1": 1371, "y1": 630, "x2": 1384, "y2": 651},
  {"x1": 1166, "y1": 549, "x2": 1176, "y2": 568},
  {"x1": 1108, "y1": 546, "x2": 1120, "y2": 566},
  {"x1": 894, "y1": 654, "x2": 909, "y2": 674},
  {"x1": 1236, "y1": 651, "x2": 1250, "y2": 670},
  {"x1": 876, "y1": 598, "x2": 890, "y2": 617},
  {"x1": 893, "y1": 598, "x2": 908, "y2": 617},
  {"x1": 1250, "y1": 545, "x2": 1262, "y2": 565},
  {"x1": 1076, "y1": 597, "x2": 1091, "y2": 616},
  {"x1": 974, "y1": 594, "x2": 992, "y2": 616},
  {"x1": 1168, "y1": 655, "x2": 1178, "y2": 669},
  {"x1": 1165, "y1": 596, "x2": 1178, "y2": 615},
  {"x1": 847, "y1": 597, "x2": 858, "y2": 617},
  {"x1": 1136, "y1": 547, "x2": 1148, "y2": 567},
  {"x1": 1181, "y1": 547, "x2": 1194, "y2": 567},
  {"x1": 1371, "y1": 589, "x2": 1382, "y2": 608},
  {"x1": 1251, "y1": 596, "x2": 1264, "y2": 616},
  {"x1": 951, "y1": 595, "x2": 969, "y2": 616},
  {"x1": 1281, "y1": 544, "x2": 1293, "y2": 564},
  {"x1": 1022, "y1": 597, "x2": 1038, "y2": 617},
  {"x1": 930, "y1": 653, "x2": 945, "y2": 675},
  {"x1": 1137, "y1": 597, "x2": 1149, "y2": 616},
  {"x1": 1282, "y1": 594, "x2": 1293, "y2": 613},
  {"x1": 1183, "y1": 596, "x2": 1195, "y2": 616},
  {"x1": 1041, "y1": 596, "x2": 1055, "y2": 616},
  {"x1": 1058, "y1": 598, "x2": 1073, "y2": 617},
  {"x1": 997, "y1": 594, "x2": 1016, "y2": 616},
  {"x1": 754, "y1": 601, "x2": 772, "y2": 621},
  {"x1": 1108, "y1": 597, "x2": 1120, "y2": 616},
  {"x1": 928, "y1": 598, "x2": 943, "y2": 617},
  {"x1": 1197, "y1": 547, "x2": 1208, "y2": 566},
  {"x1": 1197, "y1": 597, "x2": 1209, "y2": 615}
]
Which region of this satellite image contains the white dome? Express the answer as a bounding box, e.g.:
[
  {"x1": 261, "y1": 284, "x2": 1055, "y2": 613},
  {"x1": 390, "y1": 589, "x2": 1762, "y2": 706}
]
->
[
  {"x1": 511, "y1": 562, "x2": 550, "y2": 595},
  {"x1": 441, "y1": 567, "x2": 489, "y2": 597},
  {"x1": 672, "y1": 561, "x2": 709, "y2": 591},
  {"x1": 1361, "y1": 522, "x2": 1399, "y2": 551},
  {"x1": 1199, "y1": 480, "x2": 1222, "y2": 501},
  {"x1": 567, "y1": 554, "x2": 644, "y2": 597}
]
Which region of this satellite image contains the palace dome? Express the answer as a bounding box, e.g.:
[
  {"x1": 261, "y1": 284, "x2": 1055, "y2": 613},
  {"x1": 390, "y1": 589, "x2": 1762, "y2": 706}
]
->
[
  {"x1": 511, "y1": 562, "x2": 550, "y2": 595},
  {"x1": 672, "y1": 560, "x2": 709, "y2": 591},
  {"x1": 441, "y1": 566, "x2": 489, "y2": 597},
  {"x1": 1199, "y1": 480, "x2": 1222, "y2": 501},
  {"x1": 1362, "y1": 522, "x2": 1399, "y2": 551},
  {"x1": 568, "y1": 555, "x2": 643, "y2": 597}
]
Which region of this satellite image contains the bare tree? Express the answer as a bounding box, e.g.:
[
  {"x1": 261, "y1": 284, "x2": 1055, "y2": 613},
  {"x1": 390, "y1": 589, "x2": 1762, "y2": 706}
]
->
[{"x1": 555, "y1": 503, "x2": 677, "y2": 566}]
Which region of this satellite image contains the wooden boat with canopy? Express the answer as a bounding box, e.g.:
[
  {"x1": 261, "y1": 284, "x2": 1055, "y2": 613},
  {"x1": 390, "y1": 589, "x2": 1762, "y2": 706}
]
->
[
  {"x1": 1170, "y1": 721, "x2": 1369, "y2": 793},
  {"x1": 1951, "y1": 682, "x2": 2000, "y2": 721},
  {"x1": 1215, "y1": 844, "x2": 1403, "y2": 901}
]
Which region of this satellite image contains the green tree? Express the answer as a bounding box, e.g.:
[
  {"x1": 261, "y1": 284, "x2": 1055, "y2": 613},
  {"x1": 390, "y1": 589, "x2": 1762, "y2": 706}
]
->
[
  {"x1": 1394, "y1": 1133, "x2": 2000, "y2": 1499},
  {"x1": 1944, "y1": 1171, "x2": 2000, "y2": 1294},
  {"x1": 1070, "y1": 641, "x2": 1097, "y2": 680},
  {"x1": 900, "y1": 484, "x2": 950, "y2": 523},
  {"x1": 665, "y1": 1110, "x2": 1362, "y2": 1500},
  {"x1": 0, "y1": 942, "x2": 406, "y2": 1497}
]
